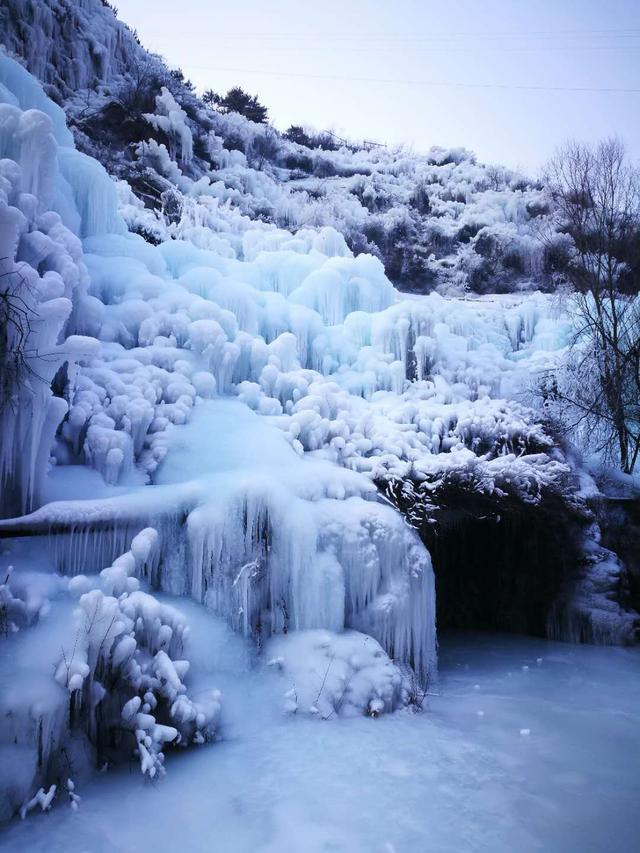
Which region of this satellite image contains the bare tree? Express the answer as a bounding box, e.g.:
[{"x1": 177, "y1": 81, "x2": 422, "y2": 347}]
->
[
  {"x1": 114, "y1": 57, "x2": 166, "y2": 116},
  {"x1": 540, "y1": 139, "x2": 640, "y2": 473},
  {"x1": 0, "y1": 262, "x2": 39, "y2": 412},
  {"x1": 248, "y1": 128, "x2": 280, "y2": 171}
]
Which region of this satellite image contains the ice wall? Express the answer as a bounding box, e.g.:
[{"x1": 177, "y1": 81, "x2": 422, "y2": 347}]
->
[
  {"x1": 0, "y1": 0, "x2": 147, "y2": 102},
  {"x1": 0, "y1": 51, "x2": 577, "y2": 687},
  {"x1": 0, "y1": 50, "x2": 123, "y2": 515},
  {"x1": 0, "y1": 51, "x2": 443, "y2": 680}
]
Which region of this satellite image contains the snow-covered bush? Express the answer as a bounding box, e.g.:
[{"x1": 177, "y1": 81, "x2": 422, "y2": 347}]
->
[
  {"x1": 267, "y1": 629, "x2": 410, "y2": 718},
  {"x1": 57, "y1": 528, "x2": 221, "y2": 777},
  {"x1": 0, "y1": 528, "x2": 221, "y2": 822}
]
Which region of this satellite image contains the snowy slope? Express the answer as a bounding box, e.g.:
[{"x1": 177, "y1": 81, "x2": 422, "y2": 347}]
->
[{"x1": 1, "y1": 0, "x2": 565, "y2": 295}]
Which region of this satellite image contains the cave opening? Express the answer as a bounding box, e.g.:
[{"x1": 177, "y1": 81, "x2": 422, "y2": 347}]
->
[{"x1": 381, "y1": 481, "x2": 586, "y2": 637}]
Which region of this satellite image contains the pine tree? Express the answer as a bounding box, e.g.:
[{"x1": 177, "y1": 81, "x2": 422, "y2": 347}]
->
[{"x1": 205, "y1": 87, "x2": 268, "y2": 123}]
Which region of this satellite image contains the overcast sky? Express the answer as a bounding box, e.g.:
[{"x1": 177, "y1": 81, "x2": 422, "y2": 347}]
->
[{"x1": 116, "y1": 0, "x2": 640, "y2": 174}]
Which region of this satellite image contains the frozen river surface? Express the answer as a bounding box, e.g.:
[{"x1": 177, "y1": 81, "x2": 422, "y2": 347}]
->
[{"x1": 1, "y1": 621, "x2": 638, "y2": 853}]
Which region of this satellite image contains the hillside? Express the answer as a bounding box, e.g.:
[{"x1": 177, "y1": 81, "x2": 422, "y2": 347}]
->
[{"x1": 1, "y1": 0, "x2": 566, "y2": 295}]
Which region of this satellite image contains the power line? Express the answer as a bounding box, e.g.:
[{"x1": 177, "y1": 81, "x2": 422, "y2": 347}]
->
[
  {"x1": 175, "y1": 28, "x2": 640, "y2": 43},
  {"x1": 194, "y1": 43, "x2": 640, "y2": 54},
  {"x1": 150, "y1": 30, "x2": 640, "y2": 50},
  {"x1": 182, "y1": 63, "x2": 640, "y2": 95},
  {"x1": 151, "y1": 32, "x2": 640, "y2": 56}
]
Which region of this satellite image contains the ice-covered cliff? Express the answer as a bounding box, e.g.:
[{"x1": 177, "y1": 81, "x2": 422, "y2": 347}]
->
[{"x1": 0, "y1": 47, "x2": 444, "y2": 817}]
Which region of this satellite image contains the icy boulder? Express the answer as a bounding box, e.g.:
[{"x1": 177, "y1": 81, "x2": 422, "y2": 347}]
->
[{"x1": 267, "y1": 629, "x2": 410, "y2": 718}]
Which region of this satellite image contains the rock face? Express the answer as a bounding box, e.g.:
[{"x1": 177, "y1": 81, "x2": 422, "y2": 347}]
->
[
  {"x1": 600, "y1": 498, "x2": 640, "y2": 615},
  {"x1": 0, "y1": 0, "x2": 146, "y2": 102}
]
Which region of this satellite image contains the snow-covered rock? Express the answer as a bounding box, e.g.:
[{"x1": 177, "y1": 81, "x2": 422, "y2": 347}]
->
[{"x1": 267, "y1": 629, "x2": 411, "y2": 718}]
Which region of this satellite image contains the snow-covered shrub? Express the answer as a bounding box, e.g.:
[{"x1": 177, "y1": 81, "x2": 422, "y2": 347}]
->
[
  {"x1": 114, "y1": 57, "x2": 171, "y2": 118},
  {"x1": 0, "y1": 527, "x2": 220, "y2": 823},
  {"x1": 248, "y1": 128, "x2": 280, "y2": 170},
  {"x1": 0, "y1": 570, "x2": 29, "y2": 635},
  {"x1": 56, "y1": 528, "x2": 221, "y2": 777},
  {"x1": 267, "y1": 630, "x2": 409, "y2": 718},
  {"x1": 144, "y1": 87, "x2": 193, "y2": 167}
]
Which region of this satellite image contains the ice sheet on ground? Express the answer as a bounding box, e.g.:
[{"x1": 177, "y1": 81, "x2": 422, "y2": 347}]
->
[{"x1": 0, "y1": 626, "x2": 638, "y2": 853}]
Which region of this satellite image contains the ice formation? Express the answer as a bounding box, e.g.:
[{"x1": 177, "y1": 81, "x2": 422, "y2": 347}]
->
[
  {"x1": 0, "y1": 15, "x2": 635, "y2": 826},
  {"x1": 0, "y1": 50, "x2": 443, "y2": 813},
  {"x1": 0, "y1": 49, "x2": 600, "y2": 680},
  {"x1": 547, "y1": 521, "x2": 640, "y2": 645}
]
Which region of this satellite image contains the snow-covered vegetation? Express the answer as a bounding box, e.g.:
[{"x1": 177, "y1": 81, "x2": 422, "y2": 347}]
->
[
  {"x1": 0, "y1": 0, "x2": 637, "y2": 831},
  {"x1": 1, "y1": 0, "x2": 567, "y2": 297},
  {"x1": 266, "y1": 629, "x2": 413, "y2": 719},
  {"x1": 0, "y1": 528, "x2": 220, "y2": 821}
]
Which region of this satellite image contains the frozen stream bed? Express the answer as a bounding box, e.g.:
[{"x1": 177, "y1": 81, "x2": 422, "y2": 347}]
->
[{"x1": 0, "y1": 610, "x2": 638, "y2": 853}]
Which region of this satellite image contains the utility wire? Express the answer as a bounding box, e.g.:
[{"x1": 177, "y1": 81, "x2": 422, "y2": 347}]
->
[
  {"x1": 198, "y1": 43, "x2": 640, "y2": 54},
  {"x1": 178, "y1": 28, "x2": 640, "y2": 42},
  {"x1": 150, "y1": 30, "x2": 640, "y2": 50},
  {"x1": 182, "y1": 64, "x2": 640, "y2": 95}
]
